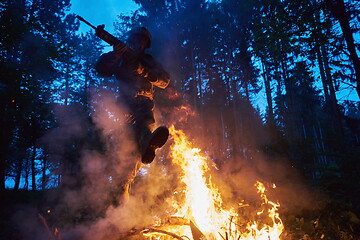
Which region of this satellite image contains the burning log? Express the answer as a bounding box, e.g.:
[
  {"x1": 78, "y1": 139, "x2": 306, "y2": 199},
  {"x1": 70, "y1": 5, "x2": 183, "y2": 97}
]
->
[
  {"x1": 190, "y1": 221, "x2": 206, "y2": 240},
  {"x1": 117, "y1": 225, "x2": 186, "y2": 239},
  {"x1": 114, "y1": 216, "x2": 209, "y2": 240},
  {"x1": 161, "y1": 216, "x2": 191, "y2": 226},
  {"x1": 143, "y1": 228, "x2": 186, "y2": 239},
  {"x1": 117, "y1": 227, "x2": 185, "y2": 240}
]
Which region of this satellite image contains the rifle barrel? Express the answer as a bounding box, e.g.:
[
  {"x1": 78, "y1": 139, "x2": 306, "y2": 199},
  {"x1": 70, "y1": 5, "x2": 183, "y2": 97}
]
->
[{"x1": 76, "y1": 15, "x2": 97, "y2": 30}]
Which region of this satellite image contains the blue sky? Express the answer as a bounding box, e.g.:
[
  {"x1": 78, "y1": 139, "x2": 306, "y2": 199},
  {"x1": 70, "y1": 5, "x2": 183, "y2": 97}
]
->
[{"x1": 70, "y1": 0, "x2": 139, "y2": 33}]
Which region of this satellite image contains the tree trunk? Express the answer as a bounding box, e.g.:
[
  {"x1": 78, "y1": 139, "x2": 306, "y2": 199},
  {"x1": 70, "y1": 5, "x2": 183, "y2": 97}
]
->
[
  {"x1": 315, "y1": 45, "x2": 330, "y2": 101},
  {"x1": 0, "y1": 102, "x2": 13, "y2": 191},
  {"x1": 322, "y1": 43, "x2": 344, "y2": 136},
  {"x1": 262, "y1": 61, "x2": 274, "y2": 126},
  {"x1": 0, "y1": 145, "x2": 6, "y2": 191},
  {"x1": 313, "y1": 5, "x2": 344, "y2": 135},
  {"x1": 65, "y1": 61, "x2": 70, "y2": 106},
  {"x1": 231, "y1": 100, "x2": 240, "y2": 161},
  {"x1": 42, "y1": 157, "x2": 47, "y2": 189},
  {"x1": 190, "y1": 37, "x2": 198, "y2": 110},
  {"x1": 220, "y1": 109, "x2": 226, "y2": 157},
  {"x1": 325, "y1": 0, "x2": 360, "y2": 98},
  {"x1": 280, "y1": 57, "x2": 298, "y2": 141},
  {"x1": 31, "y1": 145, "x2": 37, "y2": 191},
  {"x1": 24, "y1": 155, "x2": 29, "y2": 190},
  {"x1": 313, "y1": 4, "x2": 331, "y2": 102},
  {"x1": 14, "y1": 156, "x2": 23, "y2": 190}
]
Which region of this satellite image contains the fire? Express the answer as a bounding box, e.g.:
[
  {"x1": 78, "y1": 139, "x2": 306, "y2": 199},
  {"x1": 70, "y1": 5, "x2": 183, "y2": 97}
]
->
[
  {"x1": 243, "y1": 182, "x2": 284, "y2": 240},
  {"x1": 145, "y1": 125, "x2": 284, "y2": 240},
  {"x1": 169, "y1": 125, "x2": 235, "y2": 238}
]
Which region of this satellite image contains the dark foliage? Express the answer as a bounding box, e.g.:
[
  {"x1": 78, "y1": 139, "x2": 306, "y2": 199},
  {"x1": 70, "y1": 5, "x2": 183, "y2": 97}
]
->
[{"x1": 0, "y1": 0, "x2": 360, "y2": 239}]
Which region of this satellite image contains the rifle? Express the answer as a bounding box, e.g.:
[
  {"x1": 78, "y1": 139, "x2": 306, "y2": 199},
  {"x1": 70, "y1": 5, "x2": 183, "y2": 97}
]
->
[
  {"x1": 76, "y1": 15, "x2": 135, "y2": 59},
  {"x1": 76, "y1": 16, "x2": 159, "y2": 82}
]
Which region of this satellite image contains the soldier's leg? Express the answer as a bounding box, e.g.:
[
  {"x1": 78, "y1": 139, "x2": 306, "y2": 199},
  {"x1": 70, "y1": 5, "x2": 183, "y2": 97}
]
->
[
  {"x1": 132, "y1": 98, "x2": 169, "y2": 164},
  {"x1": 117, "y1": 97, "x2": 153, "y2": 201},
  {"x1": 132, "y1": 97, "x2": 156, "y2": 154},
  {"x1": 122, "y1": 160, "x2": 143, "y2": 202}
]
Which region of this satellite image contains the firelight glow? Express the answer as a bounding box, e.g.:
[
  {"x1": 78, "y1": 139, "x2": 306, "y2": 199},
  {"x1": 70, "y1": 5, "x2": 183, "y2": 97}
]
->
[
  {"x1": 147, "y1": 125, "x2": 284, "y2": 240},
  {"x1": 169, "y1": 125, "x2": 235, "y2": 238}
]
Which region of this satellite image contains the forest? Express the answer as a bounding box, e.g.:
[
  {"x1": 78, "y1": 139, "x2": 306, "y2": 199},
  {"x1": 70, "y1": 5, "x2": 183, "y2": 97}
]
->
[{"x1": 1, "y1": 0, "x2": 360, "y2": 239}]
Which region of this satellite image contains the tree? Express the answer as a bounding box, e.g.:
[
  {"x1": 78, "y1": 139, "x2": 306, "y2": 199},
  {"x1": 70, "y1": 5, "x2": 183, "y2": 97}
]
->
[
  {"x1": 0, "y1": 0, "x2": 80, "y2": 190},
  {"x1": 324, "y1": 0, "x2": 360, "y2": 98}
]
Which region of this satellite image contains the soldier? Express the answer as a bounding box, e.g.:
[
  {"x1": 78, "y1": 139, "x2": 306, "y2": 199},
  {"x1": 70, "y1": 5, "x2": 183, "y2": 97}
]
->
[{"x1": 95, "y1": 27, "x2": 170, "y2": 165}]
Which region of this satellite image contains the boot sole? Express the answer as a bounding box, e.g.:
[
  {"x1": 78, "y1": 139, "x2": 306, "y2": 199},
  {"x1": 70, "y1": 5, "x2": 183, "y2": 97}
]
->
[{"x1": 141, "y1": 126, "x2": 169, "y2": 164}]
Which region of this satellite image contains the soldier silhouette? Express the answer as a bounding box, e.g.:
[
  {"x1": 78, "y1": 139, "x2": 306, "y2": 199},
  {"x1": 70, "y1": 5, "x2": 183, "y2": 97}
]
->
[{"x1": 95, "y1": 26, "x2": 170, "y2": 165}]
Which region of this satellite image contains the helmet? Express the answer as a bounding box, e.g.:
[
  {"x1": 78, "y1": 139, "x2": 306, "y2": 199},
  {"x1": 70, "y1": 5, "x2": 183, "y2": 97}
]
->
[{"x1": 127, "y1": 27, "x2": 152, "y2": 48}]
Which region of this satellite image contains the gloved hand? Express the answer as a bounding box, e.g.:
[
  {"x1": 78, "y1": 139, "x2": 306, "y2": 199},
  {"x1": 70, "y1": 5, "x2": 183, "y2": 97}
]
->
[
  {"x1": 136, "y1": 64, "x2": 146, "y2": 76},
  {"x1": 136, "y1": 64, "x2": 156, "y2": 82},
  {"x1": 95, "y1": 24, "x2": 106, "y2": 38}
]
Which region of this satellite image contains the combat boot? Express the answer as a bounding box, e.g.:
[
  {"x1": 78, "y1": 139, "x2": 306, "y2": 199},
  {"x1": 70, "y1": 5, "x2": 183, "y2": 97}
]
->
[{"x1": 141, "y1": 126, "x2": 169, "y2": 164}]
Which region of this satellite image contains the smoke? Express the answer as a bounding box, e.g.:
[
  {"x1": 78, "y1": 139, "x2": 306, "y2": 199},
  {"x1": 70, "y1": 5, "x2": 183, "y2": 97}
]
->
[
  {"x1": 11, "y1": 206, "x2": 50, "y2": 240},
  {"x1": 16, "y1": 83, "x2": 321, "y2": 240},
  {"x1": 28, "y1": 84, "x2": 177, "y2": 239},
  {"x1": 156, "y1": 85, "x2": 321, "y2": 218},
  {"x1": 61, "y1": 161, "x2": 179, "y2": 240},
  {"x1": 13, "y1": 26, "x2": 320, "y2": 240},
  {"x1": 216, "y1": 150, "x2": 320, "y2": 214},
  {"x1": 88, "y1": 87, "x2": 138, "y2": 177}
]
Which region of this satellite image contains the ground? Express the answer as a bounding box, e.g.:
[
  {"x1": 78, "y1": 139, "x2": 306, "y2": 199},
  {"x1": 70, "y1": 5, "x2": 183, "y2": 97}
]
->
[{"x1": 0, "y1": 188, "x2": 360, "y2": 240}]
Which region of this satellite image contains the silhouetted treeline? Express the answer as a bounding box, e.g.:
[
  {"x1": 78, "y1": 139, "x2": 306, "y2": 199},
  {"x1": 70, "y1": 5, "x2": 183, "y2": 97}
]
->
[{"x1": 1, "y1": 0, "x2": 359, "y2": 207}]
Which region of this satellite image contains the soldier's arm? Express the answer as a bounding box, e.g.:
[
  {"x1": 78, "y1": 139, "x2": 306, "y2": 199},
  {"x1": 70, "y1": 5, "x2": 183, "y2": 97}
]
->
[
  {"x1": 140, "y1": 54, "x2": 170, "y2": 89},
  {"x1": 95, "y1": 51, "x2": 119, "y2": 77}
]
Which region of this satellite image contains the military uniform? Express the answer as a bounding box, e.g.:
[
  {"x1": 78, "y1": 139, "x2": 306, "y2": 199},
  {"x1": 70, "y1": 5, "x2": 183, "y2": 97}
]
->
[{"x1": 95, "y1": 27, "x2": 170, "y2": 164}]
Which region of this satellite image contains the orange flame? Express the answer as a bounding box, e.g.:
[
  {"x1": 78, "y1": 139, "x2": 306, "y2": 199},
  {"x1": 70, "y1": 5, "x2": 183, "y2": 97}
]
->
[
  {"x1": 145, "y1": 126, "x2": 284, "y2": 239},
  {"x1": 169, "y1": 125, "x2": 235, "y2": 239},
  {"x1": 242, "y1": 182, "x2": 284, "y2": 240},
  {"x1": 167, "y1": 126, "x2": 284, "y2": 239}
]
